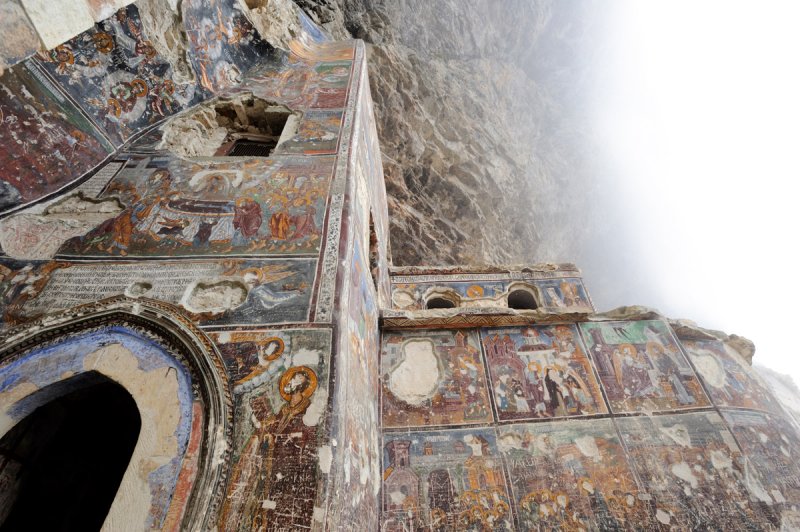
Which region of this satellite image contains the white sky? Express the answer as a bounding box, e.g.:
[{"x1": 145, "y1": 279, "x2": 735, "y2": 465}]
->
[{"x1": 589, "y1": 1, "x2": 800, "y2": 382}]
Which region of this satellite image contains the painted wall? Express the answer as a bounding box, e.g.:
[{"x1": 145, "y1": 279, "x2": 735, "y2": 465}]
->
[
  {"x1": 0, "y1": 1, "x2": 377, "y2": 529},
  {"x1": 379, "y1": 322, "x2": 800, "y2": 530}
]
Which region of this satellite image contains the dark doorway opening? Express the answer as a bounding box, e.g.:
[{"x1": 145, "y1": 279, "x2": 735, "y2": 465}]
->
[
  {"x1": 508, "y1": 289, "x2": 538, "y2": 310},
  {"x1": 426, "y1": 297, "x2": 456, "y2": 310},
  {"x1": 0, "y1": 376, "x2": 141, "y2": 531}
]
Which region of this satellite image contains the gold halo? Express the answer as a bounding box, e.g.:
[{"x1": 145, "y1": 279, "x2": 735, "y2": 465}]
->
[
  {"x1": 279, "y1": 366, "x2": 318, "y2": 401},
  {"x1": 466, "y1": 285, "x2": 484, "y2": 298},
  {"x1": 260, "y1": 337, "x2": 285, "y2": 361}
]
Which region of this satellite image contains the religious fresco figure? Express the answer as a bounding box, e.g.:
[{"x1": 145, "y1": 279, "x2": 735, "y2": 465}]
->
[{"x1": 221, "y1": 365, "x2": 320, "y2": 531}]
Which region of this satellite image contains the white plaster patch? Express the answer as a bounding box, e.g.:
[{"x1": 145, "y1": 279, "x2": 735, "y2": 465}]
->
[
  {"x1": 318, "y1": 445, "x2": 332, "y2": 474},
  {"x1": 391, "y1": 289, "x2": 415, "y2": 309},
  {"x1": 312, "y1": 507, "x2": 325, "y2": 522},
  {"x1": 292, "y1": 348, "x2": 320, "y2": 366},
  {"x1": 656, "y1": 509, "x2": 671, "y2": 525},
  {"x1": 497, "y1": 431, "x2": 524, "y2": 452},
  {"x1": 389, "y1": 490, "x2": 406, "y2": 505},
  {"x1": 671, "y1": 461, "x2": 699, "y2": 489},
  {"x1": 302, "y1": 388, "x2": 327, "y2": 427},
  {"x1": 217, "y1": 332, "x2": 231, "y2": 343},
  {"x1": 691, "y1": 350, "x2": 727, "y2": 388},
  {"x1": 261, "y1": 500, "x2": 277, "y2": 510},
  {"x1": 181, "y1": 278, "x2": 248, "y2": 314},
  {"x1": 710, "y1": 449, "x2": 732, "y2": 470},
  {"x1": 575, "y1": 436, "x2": 601, "y2": 462},
  {"x1": 660, "y1": 423, "x2": 691, "y2": 447},
  {"x1": 388, "y1": 339, "x2": 440, "y2": 406}
]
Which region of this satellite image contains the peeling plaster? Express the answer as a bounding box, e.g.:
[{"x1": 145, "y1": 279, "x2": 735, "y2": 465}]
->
[
  {"x1": 387, "y1": 339, "x2": 439, "y2": 406},
  {"x1": 0, "y1": 194, "x2": 123, "y2": 260}
]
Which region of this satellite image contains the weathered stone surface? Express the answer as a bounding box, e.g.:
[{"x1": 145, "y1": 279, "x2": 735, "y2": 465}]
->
[
  {"x1": 19, "y1": 0, "x2": 95, "y2": 49},
  {"x1": 136, "y1": 0, "x2": 196, "y2": 85},
  {"x1": 0, "y1": 0, "x2": 41, "y2": 72},
  {"x1": 300, "y1": 0, "x2": 596, "y2": 267}
]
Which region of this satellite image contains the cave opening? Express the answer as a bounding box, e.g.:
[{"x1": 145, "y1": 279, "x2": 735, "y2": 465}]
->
[{"x1": 0, "y1": 376, "x2": 141, "y2": 531}]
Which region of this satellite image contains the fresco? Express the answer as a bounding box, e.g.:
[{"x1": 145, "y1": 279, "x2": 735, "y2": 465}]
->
[
  {"x1": 181, "y1": 0, "x2": 269, "y2": 94},
  {"x1": 234, "y1": 55, "x2": 354, "y2": 111},
  {"x1": 580, "y1": 320, "x2": 710, "y2": 413},
  {"x1": 329, "y1": 187, "x2": 381, "y2": 525},
  {"x1": 723, "y1": 410, "x2": 800, "y2": 518},
  {"x1": 277, "y1": 109, "x2": 344, "y2": 156},
  {"x1": 499, "y1": 419, "x2": 651, "y2": 530},
  {"x1": 389, "y1": 277, "x2": 592, "y2": 311},
  {"x1": 0, "y1": 327, "x2": 194, "y2": 529},
  {"x1": 35, "y1": 5, "x2": 203, "y2": 145},
  {"x1": 535, "y1": 278, "x2": 593, "y2": 312},
  {"x1": 682, "y1": 338, "x2": 782, "y2": 412},
  {"x1": 213, "y1": 328, "x2": 331, "y2": 531},
  {"x1": 382, "y1": 428, "x2": 513, "y2": 531},
  {"x1": 617, "y1": 412, "x2": 769, "y2": 529},
  {"x1": 0, "y1": 257, "x2": 315, "y2": 326},
  {"x1": 381, "y1": 329, "x2": 492, "y2": 428},
  {"x1": 481, "y1": 325, "x2": 607, "y2": 421},
  {"x1": 57, "y1": 155, "x2": 333, "y2": 257},
  {"x1": 0, "y1": 62, "x2": 112, "y2": 210}
]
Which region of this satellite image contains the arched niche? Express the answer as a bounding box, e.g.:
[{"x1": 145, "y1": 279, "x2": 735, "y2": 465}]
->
[
  {"x1": 506, "y1": 282, "x2": 540, "y2": 311},
  {"x1": 423, "y1": 288, "x2": 461, "y2": 310},
  {"x1": 0, "y1": 296, "x2": 232, "y2": 531}
]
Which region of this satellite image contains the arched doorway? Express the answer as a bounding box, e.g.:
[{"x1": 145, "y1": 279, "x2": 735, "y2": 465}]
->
[
  {"x1": 0, "y1": 297, "x2": 232, "y2": 531},
  {"x1": 0, "y1": 375, "x2": 140, "y2": 531}
]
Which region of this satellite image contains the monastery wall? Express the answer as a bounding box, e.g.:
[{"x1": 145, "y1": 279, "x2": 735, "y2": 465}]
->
[{"x1": 0, "y1": 1, "x2": 797, "y2": 530}]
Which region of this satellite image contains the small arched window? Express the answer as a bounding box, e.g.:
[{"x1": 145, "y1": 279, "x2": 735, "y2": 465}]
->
[
  {"x1": 426, "y1": 297, "x2": 456, "y2": 310},
  {"x1": 508, "y1": 289, "x2": 538, "y2": 310}
]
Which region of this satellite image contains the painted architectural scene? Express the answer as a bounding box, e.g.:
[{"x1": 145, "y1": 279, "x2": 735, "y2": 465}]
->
[
  {"x1": 56, "y1": 155, "x2": 333, "y2": 257},
  {"x1": 682, "y1": 338, "x2": 782, "y2": 413},
  {"x1": 498, "y1": 419, "x2": 650, "y2": 530},
  {"x1": 382, "y1": 428, "x2": 513, "y2": 531},
  {"x1": 580, "y1": 320, "x2": 710, "y2": 413},
  {"x1": 380, "y1": 329, "x2": 493, "y2": 428},
  {"x1": 212, "y1": 328, "x2": 332, "y2": 530},
  {"x1": 617, "y1": 411, "x2": 777, "y2": 529},
  {"x1": 481, "y1": 325, "x2": 607, "y2": 421}
]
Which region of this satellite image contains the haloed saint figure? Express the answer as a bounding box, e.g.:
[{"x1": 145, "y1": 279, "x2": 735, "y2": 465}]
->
[{"x1": 221, "y1": 366, "x2": 320, "y2": 530}]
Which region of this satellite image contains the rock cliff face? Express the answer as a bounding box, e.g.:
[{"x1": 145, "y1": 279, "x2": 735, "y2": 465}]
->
[{"x1": 298, "y1": 0, "x2": 600, "y2": 266}]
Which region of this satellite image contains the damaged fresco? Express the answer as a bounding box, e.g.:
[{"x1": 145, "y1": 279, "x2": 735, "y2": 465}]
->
[
  {"x1": 0, "y1": 326, "x2": 196, "y2": 530},
  {"x1": 0, "y1": 257, "x2": 315, "y2": 326},
  {"x1": 57, "y1": 155, "x2": 332, "y2": 258},
  {"x1": 580, "y1": 320, "x2": 710, "y2": 413},
  {"x1": 498, "y1": 419, "x2": 648, "y2": 530},
  {"x1": 390, "y1": 275, "x2": 593, "y2": 312},
  {"x1": 0, "y1": 63, "x2": 112, "y2": 211},
  {"x1": 616, "y1": 411, "x2": 772, "y2": 529},
  {"x1": 381, "y1": 329, "x2": 493, "y2": 429},
  {"x1": 382, "y1": 428, "x2": 513, "y2": 531},
  {"x1": 0, "y1": 0, "x2": 799, "y2": 530},
  {"x1": 682, "y1": 338, "x2": 782, "y2": 413},
  {"x1": 35, "y1": 5, "x2": 203, "y2": 145},
  {"x1": 213, "y1": 328, "x2": 331, "y2": 530},
  {"x1": 482, "y1": 325, "x2": 607, "y2": 421}
]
